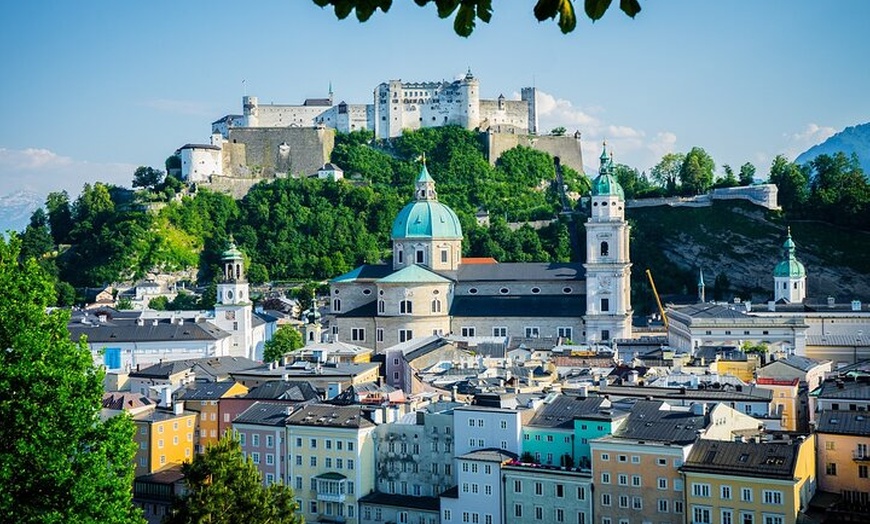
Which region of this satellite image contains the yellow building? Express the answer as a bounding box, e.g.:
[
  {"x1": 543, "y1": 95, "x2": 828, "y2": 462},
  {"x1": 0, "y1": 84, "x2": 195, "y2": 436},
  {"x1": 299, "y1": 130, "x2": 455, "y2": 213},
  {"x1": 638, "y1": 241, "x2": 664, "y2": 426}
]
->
[
  {"x1": 133, "y1": 405, "x2": 197, "y2": 477},
  {"x1": 177, "y1": 380, "x2": 248, "y2": 452},
  {"x1": 815, "y1": 410, "x2": 870, "y2": 519},
  {"x1": 712, "y1": 352, "x2": 759, "y2": 383},
  {"x1": 681, "y1": 436, "x2": 816, "y2": 524},
  {"x1": 756, "y1": 377, "x2": 804, "y2": 432}
]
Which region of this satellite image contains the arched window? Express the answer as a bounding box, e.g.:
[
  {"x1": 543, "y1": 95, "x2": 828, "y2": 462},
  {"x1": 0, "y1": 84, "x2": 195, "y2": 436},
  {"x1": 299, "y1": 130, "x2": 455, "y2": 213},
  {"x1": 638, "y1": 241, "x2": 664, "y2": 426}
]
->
[
  {"x1": 600, "y1": 241, "x2": 609, "y2": 257},
  {"x1": 400, "y1": 300, "x2": 413, "y2": 314},
  {"x1": 397, "y1": 248, "x2": 404, "y2": 264},
  {"x1": 333, "y1": 299, "x2": 341, "y2": 312},
  {"x1": 378, "y1": 300, "x2": 385, "y2": 314},
  {"x1": 431, "y1": 299, "x2": 441, "y2": 313}
]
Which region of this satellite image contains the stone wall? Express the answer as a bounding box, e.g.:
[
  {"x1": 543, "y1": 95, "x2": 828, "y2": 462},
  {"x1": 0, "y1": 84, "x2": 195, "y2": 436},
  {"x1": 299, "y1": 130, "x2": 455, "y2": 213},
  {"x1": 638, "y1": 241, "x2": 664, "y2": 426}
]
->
[
  {"x1": 225, "y1": 127, "x2": 334, "y2": 178},
  {"x1": 484, "y1": 132, "x2": 585, "y2": 174}
]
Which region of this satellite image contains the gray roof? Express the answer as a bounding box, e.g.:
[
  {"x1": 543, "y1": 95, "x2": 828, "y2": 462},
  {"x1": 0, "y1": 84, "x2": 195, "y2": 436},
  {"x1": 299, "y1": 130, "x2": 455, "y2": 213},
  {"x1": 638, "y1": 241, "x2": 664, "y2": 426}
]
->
[
  {"x1": 450, "y1": 295, "x2": 585, "y2": 318},
  {"x1": 459, "y1": 448, "x2": 518, "y2": 462},
  {"x1": 611, "y1": 400, "x2": 707, "y2": 445},
  {"x1": 244, "y1": 381, "x2": 321, "y2": 402},
  {"x1": 286, "y1": 404, "x2": 375, "y2": 429},
  {"x1": 129, "y1": 360, "x2": 196, "y2": 379},
  {"x1": 599, "y1": 383, "x2": 772, "y2": 402},
  {"x1": 526, "y1": 395, "x2": 612, "y2": 429},
  {"x1": 671, "y1": 303, "x2": 750, "y2": 319},
  {"x1": 234, "y1": 402, "x2": 296, "y2": 426},
  {"x1": 771, "y1": 355, "x2": 828, "y2": 372},
  {"x1": 455, "y1": 262, "x2": 584, "y2": 282},
  {"x1": 130, "y1": 356, "x2": 259, "y2": 380},
  {"x1": 815, "y1": 410, "x2": 870, "y2": 436},
  {"x1": 178, "y1": 143, "x2": 221, "y2": 151},
  {"x1": 681, "y1": 439, "x2": 801, "y2": 480},
  {"x1": 70, "y1": 318, "x2": 230, "y2": 344},
  {"x1": 177, "y1": 381, "x2": 243, "y2": 401},
  {"x1": 815, "y1": 379, "x2": 870, "y2": 400},
  {"x1": 358, "y1": 492, "x2": 439, "y2": 511}
]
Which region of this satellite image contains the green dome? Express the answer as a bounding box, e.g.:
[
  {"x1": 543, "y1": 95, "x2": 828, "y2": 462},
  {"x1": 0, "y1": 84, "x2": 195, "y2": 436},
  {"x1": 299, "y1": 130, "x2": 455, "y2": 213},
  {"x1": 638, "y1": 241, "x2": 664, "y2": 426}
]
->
[
  {"x1": 222, "y1": 242, "x2": 244, "y2": 261},
  {"x1": 592, "y1": 173, "x2": 625, "y2": 199},
  {"x1": 774, "y1": 258, "x2": 806, "y2": 278},
  {"x1": 391, "y1": 200, "x2": 463, "y2": 240}
]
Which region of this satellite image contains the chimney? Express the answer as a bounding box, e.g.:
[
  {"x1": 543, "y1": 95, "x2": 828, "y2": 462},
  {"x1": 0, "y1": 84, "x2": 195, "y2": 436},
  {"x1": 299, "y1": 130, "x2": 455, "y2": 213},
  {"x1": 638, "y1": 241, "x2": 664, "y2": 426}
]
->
[
  {"x1": 173, "y1": 400, "x2": 184, "y2": 415},
  {"x1": 327, "y1": 382, "x2": 341, "y2": 400},
  {"x1": 827, "y1": 296, "x2": 836, "y2": 307},
  {"x1": 160, "y1": 387, "x2": 172, "y2": 408},
  {"x1": 178, "y1": 318, "x2": 184, "y2": 326},
  {"x1": 152, "y1": 319, "x2": 159, "y2": 326},
  {"x1": 691, "y1": 403, "x2": 707, "y2": 416},
  {"x1": 767, "y1": 301, "x2": 776, "y2": 312},
  {"x1": 852, "y1": 300, "x2": 862, "y2": 312},
  {"x1": 137, "y1": 318, "x2": 144, "y2": 326}
]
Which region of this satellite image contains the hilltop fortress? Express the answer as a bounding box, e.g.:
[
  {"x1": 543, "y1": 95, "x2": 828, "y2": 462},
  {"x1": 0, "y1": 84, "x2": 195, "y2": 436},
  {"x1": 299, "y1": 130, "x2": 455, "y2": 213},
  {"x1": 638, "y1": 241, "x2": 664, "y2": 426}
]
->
[{"x1": 176, "y1": 72, "x2": 584, "y2": 196}]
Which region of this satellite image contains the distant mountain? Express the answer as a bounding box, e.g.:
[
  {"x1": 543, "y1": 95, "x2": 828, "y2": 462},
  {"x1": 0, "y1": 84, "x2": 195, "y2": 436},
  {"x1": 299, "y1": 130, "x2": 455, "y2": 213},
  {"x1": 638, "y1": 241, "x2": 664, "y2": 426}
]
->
[
  {"x1": 795, "y1": 122, "x2": 870, "y2": 175},
  {"x1": 0, "y1": 190, "x2": 42, "y2": 234}
]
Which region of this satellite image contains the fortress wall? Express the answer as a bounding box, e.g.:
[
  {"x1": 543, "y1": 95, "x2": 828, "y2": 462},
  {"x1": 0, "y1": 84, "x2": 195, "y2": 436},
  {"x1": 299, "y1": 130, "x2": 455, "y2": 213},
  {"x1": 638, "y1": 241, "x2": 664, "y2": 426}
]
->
[
  {"x1": 485, "y1": 133, "x2": 585, "y2": 174},
  {"x1": 479, "y1": 100, "x2": 530, "y2": 131},
  {"x1": 226, "y1": 127, "x2": 334, "y2": 178}
]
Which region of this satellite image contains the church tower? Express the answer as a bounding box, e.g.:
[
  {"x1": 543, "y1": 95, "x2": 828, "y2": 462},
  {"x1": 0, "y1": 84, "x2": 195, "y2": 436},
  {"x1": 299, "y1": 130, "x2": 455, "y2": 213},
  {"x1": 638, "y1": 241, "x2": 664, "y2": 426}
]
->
[
  {"x1": 584, "y1": 143, "x2": 632, "y2": 343},
  {"x1": 304, "y1": 290, "x2": 323, "y2": 345},
  {"x1": 773, "y1": 227, "x2": 807, "y2": 303},
  {"x1": 213, "y1": 240, "x2": 254, "y2": 358}
]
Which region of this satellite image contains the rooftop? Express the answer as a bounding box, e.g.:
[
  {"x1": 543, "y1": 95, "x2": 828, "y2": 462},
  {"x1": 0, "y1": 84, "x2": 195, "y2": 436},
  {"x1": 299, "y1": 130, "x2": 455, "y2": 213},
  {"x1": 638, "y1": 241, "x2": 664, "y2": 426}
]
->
[
  {"x1": 610, "y1": 400, "x2": 707, "y2": 445},
  {"x1": 286, "y1": 404, "x2": 375, "y2": 429},
  {"x1": 815, "y1": 410, "x2": 870, "y2": 436},
  {"x1": 681, "y1": 439, "x2": 801, "y2": 480},
  {"x1": 234, "y1": 402, "x2": 296, "y2": 426}
]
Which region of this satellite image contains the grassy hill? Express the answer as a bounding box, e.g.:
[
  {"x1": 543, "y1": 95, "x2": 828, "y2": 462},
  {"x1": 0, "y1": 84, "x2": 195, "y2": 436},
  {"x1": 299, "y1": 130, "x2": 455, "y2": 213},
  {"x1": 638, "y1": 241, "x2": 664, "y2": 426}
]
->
[{"x1": 626, "y1": 200, "x2": 870, "y2": 315}]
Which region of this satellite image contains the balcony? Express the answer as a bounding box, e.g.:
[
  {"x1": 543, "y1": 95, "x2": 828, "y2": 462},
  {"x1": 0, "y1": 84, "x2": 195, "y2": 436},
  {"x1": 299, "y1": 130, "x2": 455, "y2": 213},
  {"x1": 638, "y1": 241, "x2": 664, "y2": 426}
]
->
[
  {"x1": 315, "y1": 472, "x2": 348, "y2": 503},
  {"x1": 853, "y1": 451, "x2": 870, "y2": 461}
]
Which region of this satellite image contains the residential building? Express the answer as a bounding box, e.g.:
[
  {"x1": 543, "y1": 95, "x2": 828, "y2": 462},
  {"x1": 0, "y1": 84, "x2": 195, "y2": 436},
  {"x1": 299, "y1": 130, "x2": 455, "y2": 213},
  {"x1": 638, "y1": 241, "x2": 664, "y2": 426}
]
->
[
  {"x1": 503, "y1": 462, "x2": 593, "y2": 524},
  {"x1": 286, "y1": 404, "x2": 377, "y2": 524},
  {"x1": 453, "y1": 404, "x2": 523, "y2": 457},
  {"x1": 756, "y1": 377, "x2": 806, "y2": 432},
  {"x1": 133, "y1": 465, "x2": 185, "y2": 524},
  {"x1": 218, "y1": 380, "x2": 320, "y2": 437},
  {"x1": 358, "y1": 492, "x2": 439, "y2": 524},
  {"x1": 441, "y1": 449, "x2": 516, "y2": 524},
  {"x1": 235, "y1": 402, "x2": 295, "y2": 485},
  {"x1": 810, "y1": 377, "x2": 870, "y2": 422},
  {"x1": 229, "y1": 360, "x2": 380, "y2": 391},
  {"x1": 757, "y1": 355, "x2": 832, "y2": 392},
  {"x1": 132, "y1": 404, "x2": 197, "y2": 477},
  {"x1": 176, "y1": 380, "x2": 248, "y2": 451},
  {"x1": 814, "y1": 410, "x2": 870, "y2": 519},
  {"x1": 681, "y1": 437, "x2": 817, "y2": 524}
]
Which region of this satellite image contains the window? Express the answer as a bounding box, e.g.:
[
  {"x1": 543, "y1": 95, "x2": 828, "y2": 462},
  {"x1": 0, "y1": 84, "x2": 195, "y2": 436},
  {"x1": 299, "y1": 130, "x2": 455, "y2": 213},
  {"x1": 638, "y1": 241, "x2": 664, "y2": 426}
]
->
[
  {"x1": 601, "y1": 453, "x2": 610, "y2": 461},
  {"x1": 658, "y1": 499, "x2": 669, "y2": 513},
  {"x1": 692, "y1": 483, "x2": 711, "y2": 498},
  {"x1": 859, "y1": 465, "x2": 868, "y2": 479},
  {"x1": 577, "y1": 486, "x2": 586, "y2": 500},
  {"x1": 333, "y1": 298, "x2": 341, "y2": 312},
  {"x1": 296, "y1": 456, "x2": 302, "y2": 466},
  {"x1": 826, "y1": 463, "x2": 837, "y2": 476},
  {"x1": 461, "y1": 327, "x2": 476, "y2": 337},
  {"x1": 631, "y1": 475, "x2": 641, "y2": 487},
  {"x1": 310, "y1": 438, "x2": 317, "y2": 448},
  {"x1": 601, "y1": 298, "x2": 610, "y2": 312},
  {"x1": 722, "y1": 509, "x2": 734, "y2": 524},
  {"x1": 378, "y1": 300, "x2": 385, "y2": 313},
  {"x1": 377, "y1": 328, "x2": 384, "y2": 342},
  {"x1": 601, "y1": 329, "x2": 610, "y2": 341},
  {"x1": 525, "y1": 326, "x2": 540, "y2": 338},
  {"x1": 351, "y1": 328, "x2": 365, "y2": 342},
  {"x1": 600, "y1": 241, "x2": 609, "y2": 257},
  {"x1": 251, "y1": 452, "x2": 260, "y2": 464},
  {"x1": 399, "y1": 329, "x2": 413, "y2": 343},
  {"x1": 693, "y1": 507, "x2": 712, "y2": 524},
  {"x1": 618, "y1": 495, "x2": 628, "y2": 508},
  {"x1": 740, "y1": 512, "x2": 754, "y2": 524},
  {"x1": 493, "y1": 327, "x2": 507, "y2": 337},
  {"x1": 601, "y1": 493, "x2": 611, "y2": 506},
  {"x1": 674, "y1": 479, "x2": 684, "y2": 491},
  {"x1": 416, "y1": 250, "x2": 424, "y2": 264},
  {"x1": 762, "y1": 515, "x2": 784, "y2": 524},
  {"x1": 741, "y1": 487, "x2": 753, "y2": 502},
  {"x1": 535, "y1": 482, "x2": 543, "y2": 495},
  {"x1": 431, "y1": 299, "x2": 442, "y2": 313},
  {"x1": 763, "y1": 490, "x2": 783, "y2": 505},
  {"x1": 513, "y1": 480, "x2": 522, "y2": 493},
  {"x1": 514, "y1": 504, "x2": 522, "y2": 517},
  {"x1": 618, "y1": 474, "x2": 628, "y2": 486},
  {"x1": 400, "y1": 300, "x2": 413, "y2": 314},
  {"x1": 266, "y1": 454, "x2": 274, "y2": 465},
  {"x1": 535, "y1": 507, "x2": 543, "y2": 520},
  {"x1": 310, "y1": 456, "x2": 317, "y2": 467},
  {"x1": 441, "y1": 249, "x2": 448, "y2": 263},
  {"x1": 674, "y1": 500, "x2": 684, "y2": 514},
  {"x1": 721, "y1": 485, "x2": 732, "y2": 500},
  {"x1": 601, "y1": 472, "x2": 611, "y2": 484},
  {"x1": 658, "y1": 477, "x2": 668, "y2": 490}
]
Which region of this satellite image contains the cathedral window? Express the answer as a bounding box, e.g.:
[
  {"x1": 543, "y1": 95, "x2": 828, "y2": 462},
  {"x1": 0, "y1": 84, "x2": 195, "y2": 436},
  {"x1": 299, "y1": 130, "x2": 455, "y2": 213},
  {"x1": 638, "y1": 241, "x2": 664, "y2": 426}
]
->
[
  {"x1": 333, "y1": 299, "x2": 341, "y2": 312},
  {"x1": 601, "y1": 298, "x2": 610, "y2": 312},
  {"x1": 398, "y1": 249, "x2": 404, "y2": 264},
  {"x1": 601, "y1": 330, "x2": 610, "y2": 341},
  {"x1": 431, "y1": 299, "x2": 442, "y2": 313},
  {"x1": 416, "y1": 250, "x2": 424, "y2": 264},
  {"x1": 600, "y1": 241, "x2": 609, "y2": 257},
  {"x1": 400, "y1": 300, "x2": 413, "y2": 314},
  {"x1": 441, "y1": 249, "x2": 448, "y2": 263}
]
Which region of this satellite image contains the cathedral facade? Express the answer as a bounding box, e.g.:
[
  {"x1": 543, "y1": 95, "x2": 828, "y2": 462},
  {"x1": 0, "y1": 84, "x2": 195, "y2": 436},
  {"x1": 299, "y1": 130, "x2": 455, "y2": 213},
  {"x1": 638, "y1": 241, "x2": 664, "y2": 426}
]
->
[{"x1": 327, "y1": 147, "x2": 631, "y2": 351}]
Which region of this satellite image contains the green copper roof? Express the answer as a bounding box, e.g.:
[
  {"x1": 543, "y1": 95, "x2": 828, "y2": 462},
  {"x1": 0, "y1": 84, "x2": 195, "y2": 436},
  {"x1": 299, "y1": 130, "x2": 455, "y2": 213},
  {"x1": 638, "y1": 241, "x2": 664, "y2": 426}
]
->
[
  {"x1": 222, "y1": 242, "x2": 244, "y2": 260},
  {"x1": 377, "y1": 264, "x2": 452, "y2": 284},
  {"x1": 774, "y1": 229, "x2": 806, "y2": 278},
  {"x1": 591, "y1": 173, "x2": 625, "y2": 199},
  {"x1": 392, "y1": 200, "x2": 463, "y2": 239},
  {"x1": 416, "y1": 163, "x2": 435, "y2": 184}
]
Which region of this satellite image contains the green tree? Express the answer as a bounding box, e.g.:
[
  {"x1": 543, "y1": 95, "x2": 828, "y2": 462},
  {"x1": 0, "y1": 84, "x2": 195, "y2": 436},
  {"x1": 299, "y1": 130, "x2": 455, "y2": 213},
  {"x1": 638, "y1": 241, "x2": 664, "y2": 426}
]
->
[
  {"x1": 166, "y1": 435, "x2": 301, "y2": 524},
  {"x1": 19, "y1": 208, "x2": 55, "y2": 262},
  {"x1": 717, "y1": 164, "x2": 739, "y2": 188},
  {"x1": 263, "y1": 325, "x2": 304, "y2": 363},
  {"x1": 550, "y1": 126, "x2": 567, "y2": 136},
  {"x1": 768, "y1": 155, "x2": 808, "y2": 213},
  {"x1": 149, "y1": 295, "x2": 169, "y2": 310},
  {"x1": 45, "y1": 190, "x2": 73, "y2": 245},
  {"x1": 738, "y1": 162, "x2": 756, "y2": 186},
  {"x1": 679, "y1": 147, "x2": 715, "y2": 195},
  {"x1": 650, "y1": 152, "x2": 684, "y2": 194},
  {"x1": 55, "y1": 280, "x2": 77, "y2": 307},
  {"x1": 0, "y1": 236, "x2": 142, "y2": 523},
  {"x1": 116, "y1": 296, "x2": 134, "y2": 310},
  {"x1": 132, "y1": 166, "x2": 166, "y2": 191},
  {"x1": 312, "y1": 0, "x2": 641, "y2": 36}
]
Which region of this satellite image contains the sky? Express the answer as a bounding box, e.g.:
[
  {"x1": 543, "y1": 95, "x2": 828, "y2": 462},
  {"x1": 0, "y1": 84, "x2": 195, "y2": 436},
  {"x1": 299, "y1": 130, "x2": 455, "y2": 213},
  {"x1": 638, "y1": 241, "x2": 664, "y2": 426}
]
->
[{"x1": 1, "y1": 1, "x2": 869, "y2": 199}]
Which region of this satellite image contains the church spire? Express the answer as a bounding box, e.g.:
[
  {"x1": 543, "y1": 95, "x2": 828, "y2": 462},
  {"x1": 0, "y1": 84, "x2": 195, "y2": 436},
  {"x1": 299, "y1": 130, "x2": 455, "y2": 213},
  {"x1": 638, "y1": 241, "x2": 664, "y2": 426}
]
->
[
  {"x1": 415, "y1": 155, "x2": 437, "y2": 201},
  {"x1": 698, "y1": 268, "x2": 706, "y2": 303}
]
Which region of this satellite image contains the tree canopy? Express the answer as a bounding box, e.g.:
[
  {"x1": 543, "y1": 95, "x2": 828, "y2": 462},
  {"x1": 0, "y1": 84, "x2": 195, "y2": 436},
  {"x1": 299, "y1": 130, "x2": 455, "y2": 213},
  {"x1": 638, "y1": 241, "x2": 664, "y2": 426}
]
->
[
  {"x1": 166, "y1": 435, "x2": 301, "y2": 524},
  {"x1": 0, "y1": 236, "x2": 141, "y2": 523},
  {"x1": 312, "y1": 0, "x2": 641, "y2": 36},
  {"x1": 263, "y1": 325, "x2": 305, "y2": 363}
]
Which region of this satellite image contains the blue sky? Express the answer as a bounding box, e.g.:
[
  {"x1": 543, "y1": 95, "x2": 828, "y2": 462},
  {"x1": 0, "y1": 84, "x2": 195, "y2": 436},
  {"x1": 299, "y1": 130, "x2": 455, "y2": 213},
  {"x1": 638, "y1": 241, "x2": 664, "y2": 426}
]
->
[{"x1": 1, "y1": 1, "x2": 869, "y2": 197}]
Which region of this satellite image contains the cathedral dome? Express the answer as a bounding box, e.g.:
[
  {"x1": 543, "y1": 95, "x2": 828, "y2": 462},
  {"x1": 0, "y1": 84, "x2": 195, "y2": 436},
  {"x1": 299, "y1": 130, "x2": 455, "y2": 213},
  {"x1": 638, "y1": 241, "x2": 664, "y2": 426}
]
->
[
  {"x1": 774, "y1": 229, "x2": 806, "y2": 278},
  {"x1": 391, "y1": 163, "x2": 463, "y2": 240},
  {"x1": 391, "y1": 200, "x2": 463, "y2": 240}
]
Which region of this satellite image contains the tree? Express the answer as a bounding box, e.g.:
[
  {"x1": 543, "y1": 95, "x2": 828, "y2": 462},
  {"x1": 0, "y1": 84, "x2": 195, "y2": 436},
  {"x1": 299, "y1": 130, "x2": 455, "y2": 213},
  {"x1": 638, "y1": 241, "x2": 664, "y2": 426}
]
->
[
  {"x1": 263, "y1": 325, "x2": 304, "y2": 363},
  {"x1": 132, "y1": 166, "x2": 166, "y2": 191},
  {"x1": 45, "y1": 190, "x2": 73, "y2": 245},
  {"x1": 650, "y1": 152, "x2": 685, "y2": 194},
  {"x1": 738, "y1": 162, "x2": 756, "y2": 186},
  {"x1": 116, "y1": 296, "x2": 134, "y2": 310},
  {"x1": 768, "y1": 155, "x2": 808, "y2": 213},
  {"x1": 0, "y1": 236, "x2": 142, "y2": 523},
  {"x1": 679, "y1": 147, "x2": 715, "y2": 195},
  {"x1": 717, "y1": 164, "x2": 738, "y2": 188},
  {"x1": 19, "y1": 208, "x2": 55, "y2": 263},
  {"x1": 166, "y1": 435, "x2": 301, "y2": 524},
  {"x1": 311, "y1": 0, "x2": 642, "y2": 36},
  {"x1": 550, "y1": 126, "x2": 567, "y2": 136}
]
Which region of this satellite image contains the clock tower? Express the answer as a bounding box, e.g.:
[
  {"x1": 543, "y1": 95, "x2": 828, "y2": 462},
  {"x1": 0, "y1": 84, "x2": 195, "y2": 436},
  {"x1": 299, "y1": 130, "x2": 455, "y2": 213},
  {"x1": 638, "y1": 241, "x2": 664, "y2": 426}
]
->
[
  {"x1": 213, "y1": 240, "x2": 254, "y2": 358},
  {"x1": 584, "y1": 144, "x2": 632, "y2": 343}
]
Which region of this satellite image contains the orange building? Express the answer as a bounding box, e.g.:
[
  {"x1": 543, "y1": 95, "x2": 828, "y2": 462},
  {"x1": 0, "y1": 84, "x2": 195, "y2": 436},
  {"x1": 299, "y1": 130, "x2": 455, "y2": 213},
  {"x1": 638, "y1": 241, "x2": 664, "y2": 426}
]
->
[
  {"x1": 177, "y1": 380, "x2": 248, "y2": 452},
  {"x1": 756, "y1": 377, "x2": 806, "y2": 432},
  {"x1": 133, "y1": 404, "x2": 197, "y2": 477},
  {"x1": 815, "y1": 410, "x2": 870, "y2": 520}
]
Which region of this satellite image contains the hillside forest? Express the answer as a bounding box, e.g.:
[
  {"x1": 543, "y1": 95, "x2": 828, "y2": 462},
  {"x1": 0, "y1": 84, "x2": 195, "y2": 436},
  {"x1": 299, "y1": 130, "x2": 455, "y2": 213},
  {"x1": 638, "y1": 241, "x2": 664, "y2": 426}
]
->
[{"x1": 13, "y1": 126, "x2": 870, "y2": 312}]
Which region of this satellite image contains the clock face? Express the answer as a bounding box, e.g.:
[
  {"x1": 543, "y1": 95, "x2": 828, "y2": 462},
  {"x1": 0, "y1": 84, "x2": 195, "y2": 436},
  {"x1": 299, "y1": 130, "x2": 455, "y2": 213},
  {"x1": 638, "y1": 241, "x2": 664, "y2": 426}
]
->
[
  {"x1": 225, "y1": 311, "x2": 235, "y2": 320},
  {"x1": 599, "y1": 277, "x2": 612, "y2": 289}
]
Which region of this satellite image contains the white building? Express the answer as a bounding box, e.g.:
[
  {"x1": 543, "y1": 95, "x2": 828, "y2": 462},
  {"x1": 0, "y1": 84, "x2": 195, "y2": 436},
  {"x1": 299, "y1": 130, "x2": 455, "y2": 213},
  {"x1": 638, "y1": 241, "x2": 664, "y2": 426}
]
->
[
  {"x1": 774, "y1": 228, "x2": 807, "y2": 303},
  {"x1": 177, "y1": 136, "x2": 223, "y2": 183},
  {"x1": 440, "y1": 449, "x2": 516, "y2": 524},
  {"x1": 452, "y1": 404, "x2": 523, "y2": 457}
]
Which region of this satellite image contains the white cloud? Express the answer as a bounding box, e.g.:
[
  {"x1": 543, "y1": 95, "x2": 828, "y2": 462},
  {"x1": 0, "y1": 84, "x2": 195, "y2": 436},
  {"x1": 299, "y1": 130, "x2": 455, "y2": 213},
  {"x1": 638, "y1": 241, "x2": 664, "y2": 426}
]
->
[
  {"x1": 780, "y1": 122, "x2": 837, "y2": 161},
  {"x1": 0, "y1": 147, "x2": 136, "y2": 197},
  {"x1": 533, "y1": 90, "x2": 678, "y2": 173}
]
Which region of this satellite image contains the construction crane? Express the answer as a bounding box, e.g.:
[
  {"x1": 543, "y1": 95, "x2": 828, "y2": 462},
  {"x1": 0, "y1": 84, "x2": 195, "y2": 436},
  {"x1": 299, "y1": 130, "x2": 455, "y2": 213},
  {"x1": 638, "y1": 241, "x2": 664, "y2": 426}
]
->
[{"x1": 645, "y1": 269, "x2": 669, "y2": 330}]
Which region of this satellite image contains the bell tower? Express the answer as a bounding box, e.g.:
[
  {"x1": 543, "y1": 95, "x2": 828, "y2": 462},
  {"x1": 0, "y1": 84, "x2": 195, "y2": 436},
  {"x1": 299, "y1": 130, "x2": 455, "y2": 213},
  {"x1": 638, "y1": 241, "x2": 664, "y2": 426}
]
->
[
  {"x1": 584, "y1": 143, "x2": 632, "y2": 343},
  {"x1": 213, "y1": 239, "x2": 254, "y2": 359}
]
